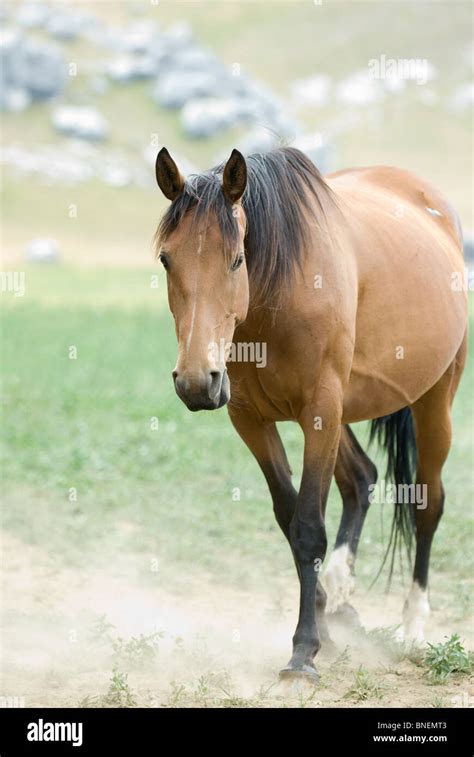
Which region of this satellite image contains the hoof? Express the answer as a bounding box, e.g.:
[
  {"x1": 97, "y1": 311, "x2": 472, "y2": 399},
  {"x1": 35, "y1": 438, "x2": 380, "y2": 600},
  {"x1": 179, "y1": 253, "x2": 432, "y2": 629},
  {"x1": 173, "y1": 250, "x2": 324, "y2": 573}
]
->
[{"x1": 279, "y1": 664, "x2": 319, "y2": 685}]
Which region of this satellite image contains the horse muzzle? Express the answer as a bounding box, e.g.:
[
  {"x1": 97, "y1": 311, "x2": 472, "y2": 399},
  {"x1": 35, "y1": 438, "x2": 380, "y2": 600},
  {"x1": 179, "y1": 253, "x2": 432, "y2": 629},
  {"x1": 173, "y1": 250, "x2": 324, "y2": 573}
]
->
[{"x1": 172, "y1": 368, "x2": 230, "y2": 411}]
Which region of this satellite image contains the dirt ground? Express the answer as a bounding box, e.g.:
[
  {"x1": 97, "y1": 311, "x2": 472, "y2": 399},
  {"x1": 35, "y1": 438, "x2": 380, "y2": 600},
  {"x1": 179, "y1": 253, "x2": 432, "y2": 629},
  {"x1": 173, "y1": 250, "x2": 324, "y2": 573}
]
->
[{"x1": 1, "y1": 531, "x2": 472, "y2": 709}]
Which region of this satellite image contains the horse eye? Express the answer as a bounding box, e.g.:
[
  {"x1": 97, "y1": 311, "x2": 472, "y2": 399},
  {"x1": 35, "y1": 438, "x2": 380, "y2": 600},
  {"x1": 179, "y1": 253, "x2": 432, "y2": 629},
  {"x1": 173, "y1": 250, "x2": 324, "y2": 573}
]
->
[
  {"x1": 159, "y1": 254, "x2": 169, "y2": 270},
  {"x1": 230, "y1": 253, "x2": 244, "y2": 272}
]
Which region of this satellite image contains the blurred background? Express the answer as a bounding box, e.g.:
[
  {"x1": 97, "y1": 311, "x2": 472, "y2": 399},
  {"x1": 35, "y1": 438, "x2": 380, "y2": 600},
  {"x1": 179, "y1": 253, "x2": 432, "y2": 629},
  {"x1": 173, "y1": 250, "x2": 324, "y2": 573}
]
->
[
  {"x1": 2, "y1": 0, "x2": 473, "y2": 266},
  {"x1": 1, "y1": 0, "x2": 473, "y2": 708}
]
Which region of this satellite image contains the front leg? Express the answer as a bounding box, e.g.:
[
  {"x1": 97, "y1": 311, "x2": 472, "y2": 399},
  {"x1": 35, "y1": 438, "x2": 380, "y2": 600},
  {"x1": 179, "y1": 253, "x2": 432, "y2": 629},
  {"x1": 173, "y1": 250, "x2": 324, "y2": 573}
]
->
[
  {"x1": 280, "y1": 390, "x2": 342, "y2": 682},
  {"x1": 228, "y1": 405, "x2": 331, "y2": 643}
]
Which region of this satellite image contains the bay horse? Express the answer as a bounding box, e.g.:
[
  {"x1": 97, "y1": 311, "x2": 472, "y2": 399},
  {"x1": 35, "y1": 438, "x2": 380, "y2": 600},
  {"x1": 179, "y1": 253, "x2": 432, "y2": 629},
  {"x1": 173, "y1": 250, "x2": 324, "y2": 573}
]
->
[{"x1": 154, "y1": 146, "x2": 467, "y2": 682}]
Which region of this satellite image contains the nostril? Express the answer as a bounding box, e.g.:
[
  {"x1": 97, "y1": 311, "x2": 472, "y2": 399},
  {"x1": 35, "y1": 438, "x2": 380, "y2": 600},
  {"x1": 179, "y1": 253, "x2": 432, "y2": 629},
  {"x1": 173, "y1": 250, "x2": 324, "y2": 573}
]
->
[
  {"x1": 208, "y1": 370, "x2": 222, "y2": 399},
  {"x1": 172, "y1": 370, "x2": 178, "y2": 382}
]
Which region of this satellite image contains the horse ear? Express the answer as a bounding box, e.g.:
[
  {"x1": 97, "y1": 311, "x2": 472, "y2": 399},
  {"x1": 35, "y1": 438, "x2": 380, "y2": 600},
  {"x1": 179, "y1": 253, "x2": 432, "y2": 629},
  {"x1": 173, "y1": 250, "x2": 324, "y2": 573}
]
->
[
  {"x1": 222, "y1": 149, "x2": 247, "y2": 203},
  {"x1": 155, "y1": 147, "x2": 185, "y2": 201}
]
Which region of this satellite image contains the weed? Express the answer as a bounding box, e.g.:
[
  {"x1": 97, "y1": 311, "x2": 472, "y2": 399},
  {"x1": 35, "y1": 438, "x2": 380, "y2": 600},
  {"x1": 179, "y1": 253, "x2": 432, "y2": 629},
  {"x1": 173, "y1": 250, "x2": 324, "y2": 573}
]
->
[
  {"x1": 344, "y1": 666, "x2": 386, "y2": 701},
  {"x1": 111, "y1": 631, "x2": 164, "y2": 668},
  {"x1": 89, "y1": 614, "x2": 116, "y2": 644},
  {"x1": 424, "y1": 634, "x2": 472, "y2": 683},
  {"x1": 102, "y1": 666, "x2": 137, "y2": 707},
  {"x1": 167, "y1": 682, "x2": 187, "y2": 707}
]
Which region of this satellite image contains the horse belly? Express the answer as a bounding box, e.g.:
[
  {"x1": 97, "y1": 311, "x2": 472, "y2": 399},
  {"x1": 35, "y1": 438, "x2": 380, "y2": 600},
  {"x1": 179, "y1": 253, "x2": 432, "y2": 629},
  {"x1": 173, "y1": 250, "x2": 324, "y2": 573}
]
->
[{"x1": 342, "y1": 239, "x2": 467, "y2": 422}]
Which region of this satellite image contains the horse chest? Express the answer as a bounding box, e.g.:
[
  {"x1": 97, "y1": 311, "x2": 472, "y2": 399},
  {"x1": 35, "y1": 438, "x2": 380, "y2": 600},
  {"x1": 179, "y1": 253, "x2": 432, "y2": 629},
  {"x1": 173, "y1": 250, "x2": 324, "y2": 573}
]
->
[{"x1": 228, "y1": 358, "x2": 307, "y2": 422}]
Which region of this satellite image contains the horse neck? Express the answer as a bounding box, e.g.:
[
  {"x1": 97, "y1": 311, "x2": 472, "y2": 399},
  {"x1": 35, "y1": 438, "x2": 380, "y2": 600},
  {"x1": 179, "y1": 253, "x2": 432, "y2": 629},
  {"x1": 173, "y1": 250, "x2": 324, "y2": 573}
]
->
[{"x1": 239, "y1": 282, "x2": 287, "y2": 339}]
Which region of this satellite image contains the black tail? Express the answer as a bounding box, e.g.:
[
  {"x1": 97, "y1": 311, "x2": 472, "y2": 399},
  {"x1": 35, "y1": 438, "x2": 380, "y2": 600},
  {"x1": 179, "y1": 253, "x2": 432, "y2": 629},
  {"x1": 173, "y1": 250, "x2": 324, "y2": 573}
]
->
[{"x1": 369, "y1": 408, "x2": 417, "y2": 586}]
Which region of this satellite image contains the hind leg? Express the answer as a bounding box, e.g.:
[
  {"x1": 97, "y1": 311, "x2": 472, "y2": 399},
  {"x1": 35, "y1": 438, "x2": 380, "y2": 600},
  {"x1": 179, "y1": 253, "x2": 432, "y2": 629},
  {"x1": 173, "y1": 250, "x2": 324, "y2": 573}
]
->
[
  {"x1": 403, "y1": 335, "x2": 467, "y2": 642},
  {"x1": 324, "y1": 425, "x2": 378, "y2": 614}
]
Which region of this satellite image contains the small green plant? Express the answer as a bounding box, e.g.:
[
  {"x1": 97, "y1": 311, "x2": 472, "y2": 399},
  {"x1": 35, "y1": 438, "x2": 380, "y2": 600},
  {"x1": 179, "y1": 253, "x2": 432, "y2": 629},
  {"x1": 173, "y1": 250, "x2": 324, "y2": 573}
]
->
[
  {"x1": 77, "y1": 694, "x2": 100, "y2": 708},
  {"x1": 219, "y1": 688, "x2": 255, "y2": 708},
  {"x1": 424, "y1": 634, "x2": 472, "y2": 683},
  {"x1": 430, "y1": 693, "x2": 448, "y2": 708},
  {"x1": 111, "y1": 631, "x2": 164, "y2": 668},
  {"x1": 296, "y1": 687, "x2": 318, "y2": 708},
  {"x1": 167, "y1": 681, "x2": 187, "y2": 707},
  {"x1": 255, "y1": 682, "x2": 276, "y2": 703},
  {"x1": 343, "y1": 666, "x2": 386, "y2": 701},
  {"x1": 172, "y1": 636, "x2": 184, "y2": 652},
  {"x1": 102, "y1": 666, "x2": 137, "y2": 707},
  {"x1": 89, "y1": 617, "x2": 164, "y2": 668},
  {"x1": 332, "y1": 646, "x2": 351, "y2": 672},
  {"x1": 193, "y1": 674, "x2": 212, "y2": 704},
  {"x1": 89, "y1": 614, "x2": 116, "y2": 643}
]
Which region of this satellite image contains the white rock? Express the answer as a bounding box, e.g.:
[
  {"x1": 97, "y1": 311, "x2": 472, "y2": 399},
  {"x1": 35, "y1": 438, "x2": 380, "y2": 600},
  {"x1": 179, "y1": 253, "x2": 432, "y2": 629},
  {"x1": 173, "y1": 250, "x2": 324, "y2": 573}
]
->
[
  {"x1": 14, "y1": 37, "x2": 66, "y2": 99},
  {"x1": 107, "y1": 55, "x2": 156, "y2": 82},
  {"x1": 163, "y1": 22, "x2": 193, "y2": 48},
  {"x1": 120, "y1": 20, "x2": 160, "y2": 54},
  {"x1": 25, "y1": 238, "x2": 60, "y2": 264},
  {"x1": 52, "y1": 106, "x2": 109, "y2": 141},
  {"x1": 448, "y1": 83, "x2": 474, "y2": 114},
  {"x1": 153, "y1": 70, "x2": 220, "y2": 109},
  {"x1": 16, "y1": 3, "x2": 50, "y2": 29},
  {"x1": 290, "y1": 74, "x2": 332, "y2": 108},
  {"x1": 336, "y1": 70, "x2": 383, "y2": 106},
  {"x1": 1, "y1": 87, "x2": 31, "y2": 112},
  {"x1": 181, "y1": 98, "x2": 242, "y2": 138}
]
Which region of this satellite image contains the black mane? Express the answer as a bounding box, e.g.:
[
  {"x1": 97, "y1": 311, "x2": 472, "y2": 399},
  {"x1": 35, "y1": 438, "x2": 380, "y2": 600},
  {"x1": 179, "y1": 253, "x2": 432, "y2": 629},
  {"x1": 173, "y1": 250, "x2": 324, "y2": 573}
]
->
[{"x1": 157, "y1": 146, "x2": 333, "y2": 302}]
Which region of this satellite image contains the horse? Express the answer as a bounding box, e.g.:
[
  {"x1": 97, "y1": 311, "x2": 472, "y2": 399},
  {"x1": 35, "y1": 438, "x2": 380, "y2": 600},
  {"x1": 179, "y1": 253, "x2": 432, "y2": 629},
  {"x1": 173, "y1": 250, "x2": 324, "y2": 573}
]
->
[{"x1": 154, "y1": 145, "x2": 467, "y2": 683}]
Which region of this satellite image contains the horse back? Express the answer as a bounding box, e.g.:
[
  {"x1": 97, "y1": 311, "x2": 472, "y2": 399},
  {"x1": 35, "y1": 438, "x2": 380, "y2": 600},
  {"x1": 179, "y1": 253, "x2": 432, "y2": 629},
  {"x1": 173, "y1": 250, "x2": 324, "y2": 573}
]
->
[{"x1": 327, "y1": 165, "x2": 463, "y2": 250}]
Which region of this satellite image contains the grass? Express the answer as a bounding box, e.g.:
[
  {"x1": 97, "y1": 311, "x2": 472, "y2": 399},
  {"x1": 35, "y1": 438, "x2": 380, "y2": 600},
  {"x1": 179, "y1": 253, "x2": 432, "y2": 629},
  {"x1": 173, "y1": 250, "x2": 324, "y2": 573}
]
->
[
  {"x1": 1, "y1": 267, "x2": 473, "y2": 602},
  {"x1": 160, "y1": 674, "x2": 278, "y2": 708},
  {"x1": 78, "y1": 667, "x2": 137, "y2": 708},
  {"x1": 1, "y1": 176, "x2": 162, "y2": 268},
  {"x1": 1, "y1": 267, "x2": 294, "y2": 589},
  {"x1": 79, "y1": 621, "x2": 164, "y2": 705},
  {"x1": 343, "y1": 666, "x2": 387, "y2": 702},
  {"x1": 69, "y1": 617, "x2": 472, "y2": 707}
]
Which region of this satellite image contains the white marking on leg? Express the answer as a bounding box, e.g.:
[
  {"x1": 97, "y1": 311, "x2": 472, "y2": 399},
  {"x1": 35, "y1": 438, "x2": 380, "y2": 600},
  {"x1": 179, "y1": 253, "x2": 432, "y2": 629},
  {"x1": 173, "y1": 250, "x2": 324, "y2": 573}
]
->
[
  {"x1": 323, "y1": 544, "x2": 355, "y2": 614},
  {"x1": 402, "y1": 582, "x2": 430, "y2": 643}
]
